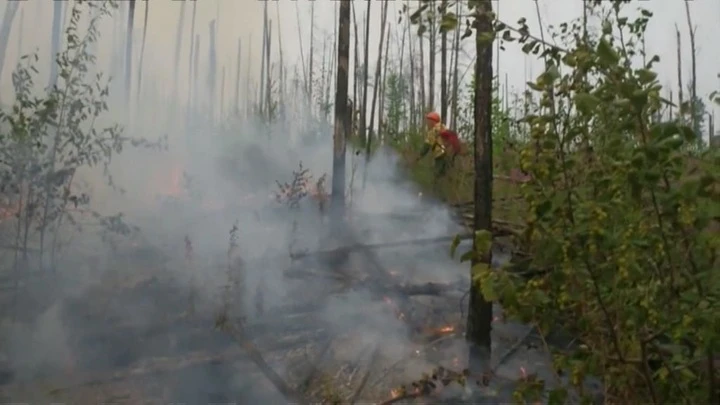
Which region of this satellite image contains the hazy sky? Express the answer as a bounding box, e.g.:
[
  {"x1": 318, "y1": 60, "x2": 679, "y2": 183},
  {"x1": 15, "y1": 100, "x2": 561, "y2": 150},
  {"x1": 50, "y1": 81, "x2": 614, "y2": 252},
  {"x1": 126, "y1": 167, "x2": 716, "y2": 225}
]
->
[{"x1": 1, "y1": 0, "x2": 719, "y2": 127}]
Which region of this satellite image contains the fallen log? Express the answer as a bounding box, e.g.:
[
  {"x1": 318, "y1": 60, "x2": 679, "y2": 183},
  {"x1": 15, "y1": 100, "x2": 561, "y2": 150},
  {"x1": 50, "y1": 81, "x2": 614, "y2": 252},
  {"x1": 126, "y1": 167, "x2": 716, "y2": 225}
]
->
[{"x1": 220, "y1": 319, "x2": 311, "y2": 405}]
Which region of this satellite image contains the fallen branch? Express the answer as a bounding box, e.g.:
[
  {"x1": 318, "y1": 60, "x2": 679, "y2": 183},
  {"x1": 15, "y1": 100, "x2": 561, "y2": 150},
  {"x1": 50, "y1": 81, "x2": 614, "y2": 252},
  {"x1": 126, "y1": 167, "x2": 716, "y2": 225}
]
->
[{"x1": 219, "y1": 317, "x2": 310, "y2": 405}]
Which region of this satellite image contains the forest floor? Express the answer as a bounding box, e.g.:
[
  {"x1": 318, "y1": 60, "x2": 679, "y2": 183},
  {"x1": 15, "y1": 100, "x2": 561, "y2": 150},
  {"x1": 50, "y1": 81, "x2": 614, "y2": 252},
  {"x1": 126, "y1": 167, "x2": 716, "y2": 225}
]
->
[{"x1": 0, "y1": 146, "x2": 583, "y2": 404}]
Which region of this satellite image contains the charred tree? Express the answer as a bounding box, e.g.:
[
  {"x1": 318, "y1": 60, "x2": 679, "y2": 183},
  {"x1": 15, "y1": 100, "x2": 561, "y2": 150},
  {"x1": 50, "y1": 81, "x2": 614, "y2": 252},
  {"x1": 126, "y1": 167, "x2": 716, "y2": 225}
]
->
[
  {"x1": 684, "y1": 2, "x2": 698, "y2": 132},
  {"x1": 0, "y1": 2, "x2": 20, "y2": 87},
  {"x1": 208, "y1": 20, "x2": 218, "y2": 120},
  {"x1": 136, "y1": 0, "x2": 150, "y2": 103},
  {"x1": 427, "y1": 1, "x2": 436, "y2": 112},
  {"x1": 125, "y1": 0, "x2": 137, "y2": 108},
  {"x1": 235, "y1": 38, "x2": 242, "y2": 115},
  {"x1": 366, "y1": 1, "x2": 389, "y2": 155},
  {"x1": 187, "y1": 1, "x2": 198, "y2": 113},
  {"x1": 172, "y1": 1, "x2": 186, "y2": 104},
  {"x1": 467, "y1": 0, "x2": 494, "y2": 374},
  {"x1": 265, "y1": 19, "x2": 273, "y2": 121},
  {"x1": 440, "y1": 0, "x2": 448, "y2": 122},
  {"x1": 48, "y1": 0, "x2": 63, "y2": 88},
  {"x1": 359, "y1": 0, "x2": 371, "y2": 144},
  {"x1": 351, "y1": 3, "x2": 360, "y2": 137},
  {"x1": 331, "y1": 0, "x2": 350, "y2": 225},
  {"x1": 675, "y1": 25, "x2": 683, "y2": 122}
]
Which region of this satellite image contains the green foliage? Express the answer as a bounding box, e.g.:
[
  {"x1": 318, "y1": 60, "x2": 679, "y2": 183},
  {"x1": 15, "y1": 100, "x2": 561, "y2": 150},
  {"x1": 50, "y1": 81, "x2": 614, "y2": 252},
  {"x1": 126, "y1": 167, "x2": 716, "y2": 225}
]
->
[
  {"x1": 0, "y1": 0, "x2": 164, "y2": 267},
  {"x1": 473, "y1": 3, "x2": 719, "y2": 403}
]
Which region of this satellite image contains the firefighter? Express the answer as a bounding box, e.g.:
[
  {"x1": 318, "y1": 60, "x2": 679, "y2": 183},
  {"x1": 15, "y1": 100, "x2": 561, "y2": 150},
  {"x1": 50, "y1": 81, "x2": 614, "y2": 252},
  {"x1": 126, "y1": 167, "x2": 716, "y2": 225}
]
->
[{"x1": 417, "y1": 111, "x2": 450, "y2": 177}]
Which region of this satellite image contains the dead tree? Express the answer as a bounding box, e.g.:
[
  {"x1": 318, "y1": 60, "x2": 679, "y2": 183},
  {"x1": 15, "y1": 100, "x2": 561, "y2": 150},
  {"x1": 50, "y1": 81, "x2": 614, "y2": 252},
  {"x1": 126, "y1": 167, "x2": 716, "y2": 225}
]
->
[
  {"x1": 308, "y1": 1, "x2": 316, "y2": 107},
  {"x1": 440, "y1": 0, "x2": 449, "y2": 122},
  {"x1": 360, "y1": 0, "x2": 371, "y2": 143},
  {"x1": 208, "y1": 20, "x2": 218, "y2": 120},
  {"x1": 172, "y1": 1, "x2": 186, "y2": 104},
  {"x1": 468, "y1": 0, "x2": 494, "y2": 374},
  {"x1": 675, "y1": 24, "x2": 683, "y2": 122},
  {"x1": 187, "y1": 1, "x2": 197, "y2": 112},
  {"x1": 427, "y1": 0, "x2": 436, "y2": 112},
  {"x1": 124, "y1": 0, "x2": 137, "y2": 108},
  {"x1": 684, "y1": 2, "x2": 698, "y2": 132},
  {"x1": 330, "y1": 0, "x2": 351, "y2": 225},
  {"x1": 366, "y1": 1, "x2": 389, "y2": 156},
  {"x1": 136, "y1": 0, "x2": 150, "y2": 103},
  {"x1": 234, "y1": 38, "x2": 242, "y2": 115},
  {"x1": 0, "y1": 2, "x2": 20, "y2": 87},
  {"x1": 449, "y1": 1, "x2": 461, "y2": 129}
]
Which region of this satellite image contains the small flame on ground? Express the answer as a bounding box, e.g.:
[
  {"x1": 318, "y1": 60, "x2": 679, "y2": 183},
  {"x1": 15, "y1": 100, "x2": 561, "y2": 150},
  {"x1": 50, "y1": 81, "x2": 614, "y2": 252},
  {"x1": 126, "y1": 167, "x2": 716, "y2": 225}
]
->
[{"x1": 390, "y1": 388, "x2": 401, "y2": 399}]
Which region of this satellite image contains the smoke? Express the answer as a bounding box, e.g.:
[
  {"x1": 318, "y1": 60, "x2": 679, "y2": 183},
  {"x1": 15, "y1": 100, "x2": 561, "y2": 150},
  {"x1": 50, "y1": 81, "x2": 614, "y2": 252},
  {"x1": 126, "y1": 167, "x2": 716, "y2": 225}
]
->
[{"x1": 0, "y1": 2, "x2": 477, "y2": 403}]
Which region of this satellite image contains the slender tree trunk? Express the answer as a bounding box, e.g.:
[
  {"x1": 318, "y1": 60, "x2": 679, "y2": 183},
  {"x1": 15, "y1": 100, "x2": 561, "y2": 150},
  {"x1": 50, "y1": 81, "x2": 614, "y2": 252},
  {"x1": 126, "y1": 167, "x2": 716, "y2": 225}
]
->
[
  {"x1": 16, "y1": 6, "x2": 23, "y2": 58},
  {"x1": 275, "y1": 2, "x2": 285, "y2": 110},
  {"x1": 294, "y1": 1, "x2": 308, "y2": 98},
  {"x1": 440, "y1": 0, "x2": 448, "y2": 122},
  {"x1": 360, "y1": 1, "x2": 372, "y2": 144},
  {"x1": 245, "y1": 35, "x2": 252, "y2": 118},
  {"x1": 428, "y1": 2, "x2": 436, "y2": 112},
  {"x1": 136, "y1": 1, "x2": 150, "y2": 103},
  {"x1": 352, "y1": 2, "x2": 360, "y2": 138},
  {"x1": 684, "y1": 3, "x2": 698, "y2": 134},
  {"x1": 308, "y1": 1, "x2": 316, "y2": 106},
  {"x1": 397, "y1": 22, "x2": 407, "y2": 134},
  {"x1": 366, "y1": 1, "x2": 389, "y2": 154},
  {"x1": 235, "y1": 38, "x2": 242, "y2": 115},
  {"x1": 406, "y1": 0, "x2": 416, "y2": 129},
  {"x1": 125, "y1": 0, "x2": 137, "y2": 108},
  {"x1": 187, "y1": 1, "x2": 197, "y2": 111},
  {"x1": 260, "y1": 4, "x2": 268, "y2": 116},
  {"x1": 379, "y1": 27, "x2": 391, "y2": 143},
  {"x1": 675, "y1": 25, "x2": 683, "y2": 122},
  {"x1": 0, "y1": 2, "x2": 20, "y2": 88},
  {"x1": 192, "y1": 35, "x2": 200, "y2": 116},
  {"x1": 265, "y1": 19, "x2": 273, "y2": 121},
  {"x1": 450, "y1": 1, "x2": 461, "y2": 129},
  {"x1": 172, "y1": 2, "x2": 186, "y2": 103},
  {"x1": 331, "y1": 0, "x2": 350, "y2": 225},
  {"x1": 48, "y1": 1, "x2": 63, "y2": 88},
  {"x1": 418, "y1": 31, "x2": 426, "y2": 115},
  {"x1": 208, "y1": 20, "x2": 217, "y2": 121},
  {"x1": 468, "y1": 0, "x2": 494, "y2": 375}
]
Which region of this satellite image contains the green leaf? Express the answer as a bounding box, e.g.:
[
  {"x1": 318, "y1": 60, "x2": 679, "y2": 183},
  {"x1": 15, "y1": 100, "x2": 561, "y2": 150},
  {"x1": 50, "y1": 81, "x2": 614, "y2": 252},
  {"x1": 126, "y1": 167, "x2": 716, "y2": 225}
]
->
[
  {"x1": 636, "y1": 68, "x2": 657, "y2": 85},
  {"x1": 450, "y1": 234, "x2": 461, "y2": 258},
  {"x1": 596, "y1": 38, "x2": 620, "y2": 65},
  {"x1": 574, "y1": 93, "x2": 600, "y2": 115},
  {"x1": 535, "y1": 200, "x2": 552, "y2": 219},
  {"x1": 439, "y1": 12, "x2": 458, "y2": 33},
  {"x1": 473, "y1": 230, "x2": 492, "y2": 257}
]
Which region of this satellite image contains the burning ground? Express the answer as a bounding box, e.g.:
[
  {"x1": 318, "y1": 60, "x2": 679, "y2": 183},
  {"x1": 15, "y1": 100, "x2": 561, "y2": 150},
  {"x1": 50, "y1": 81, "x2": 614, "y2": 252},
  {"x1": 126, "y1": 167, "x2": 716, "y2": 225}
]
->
[{"x1": 0, "y1": 129, "x2": 576, "y2": 404}]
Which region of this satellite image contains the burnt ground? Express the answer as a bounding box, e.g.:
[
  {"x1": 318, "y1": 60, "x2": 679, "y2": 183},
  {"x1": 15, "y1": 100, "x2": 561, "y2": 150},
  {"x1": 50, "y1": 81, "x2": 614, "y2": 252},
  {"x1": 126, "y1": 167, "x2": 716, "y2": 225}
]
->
[{"x1": 0, "y1": 172, "x2": 599, "y2": 404}]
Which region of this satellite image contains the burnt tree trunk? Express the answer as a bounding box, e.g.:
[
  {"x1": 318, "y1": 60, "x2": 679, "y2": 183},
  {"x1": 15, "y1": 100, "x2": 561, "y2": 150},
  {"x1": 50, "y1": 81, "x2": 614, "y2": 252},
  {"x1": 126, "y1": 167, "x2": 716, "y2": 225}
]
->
[
  {"x1": 359, "y1": 0, "x2": 372, "y2": 144},
  {"x1": 136, "y1": 1, "x2": 150, "y2": 103},
  {"x1": 0, "y1": 2, "x2": 20, "y2": 87},
  {"x1": 331, "y1": 0, "x2": 351, "y2": 224},
  {"x1": 440, "y1": 0, "x2": 448, "y2": 122},
  {"x1": 467, "y1": 0, "x2": 494, "y2": 374},
  {"x1": 125, "y1": 0, "x2": 136, "y2": 108}
]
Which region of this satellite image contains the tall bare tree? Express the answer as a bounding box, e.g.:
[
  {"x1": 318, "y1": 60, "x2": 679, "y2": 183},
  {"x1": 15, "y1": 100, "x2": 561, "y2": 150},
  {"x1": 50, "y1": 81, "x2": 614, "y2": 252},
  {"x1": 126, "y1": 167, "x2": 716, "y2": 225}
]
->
[
  {"x1": 366, "y1": 1, "x2": 389, "y2": 154},
  {"x1": 136, "y1": 1, "x2": 150, "y2": 102},
  {"x1": 331, "y1": 0, "x2": 351, "y2": 225},
  {"x1": 440, "y1": 0, "x2": 448, "y2": 121},
  {"x1": 675, "y1": 24, "x2": 684, "y2": 122},
  {"x1": 359, "y1": 0, "x2": 372, "y2": 143},
  {"x1": 468, "y1": 0, "x2": 494, "y2": 374},
  {"x1": 187, "y1": 1, "x2": 197, "y2": 110},
  {"x1": 0, "y1": 1, "x2": 20, "y2": 88},
  {"x1": 234, "y1": 38, "x2": 242, "y2": 115},
  {"x1": 125, "y1": 0, "x2": 137, "y2": 107},
  {"x1": 172, "y1": 2, "x2": 187, "y2": 103},
  {"x1": 684, "y1": 2, "x2": 698, "y2": 131},
  {"x1": 48, "y1": 0, "x2": 63, "y2": 88}
]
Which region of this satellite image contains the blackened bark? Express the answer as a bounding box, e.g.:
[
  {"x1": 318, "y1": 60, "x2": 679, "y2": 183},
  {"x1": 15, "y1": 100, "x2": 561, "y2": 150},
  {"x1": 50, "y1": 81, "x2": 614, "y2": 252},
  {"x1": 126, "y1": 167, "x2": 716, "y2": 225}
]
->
[
  {"x1": 467, "y1": 0, "x2": 494, "y2": 373},
  {"x1": 331, "y1": 0, "x2": 351, "y2": 224}
]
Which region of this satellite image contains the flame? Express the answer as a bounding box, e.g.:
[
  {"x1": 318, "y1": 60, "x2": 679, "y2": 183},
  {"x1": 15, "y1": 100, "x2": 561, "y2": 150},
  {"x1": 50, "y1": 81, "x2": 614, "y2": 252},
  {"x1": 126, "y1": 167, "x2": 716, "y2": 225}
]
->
[
  {"x1": 390, "y1": 388, "x2": 401, "y2": 399},
  {"x1": 437, "y1": 325, "x2": 455, "y2": 333}
]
